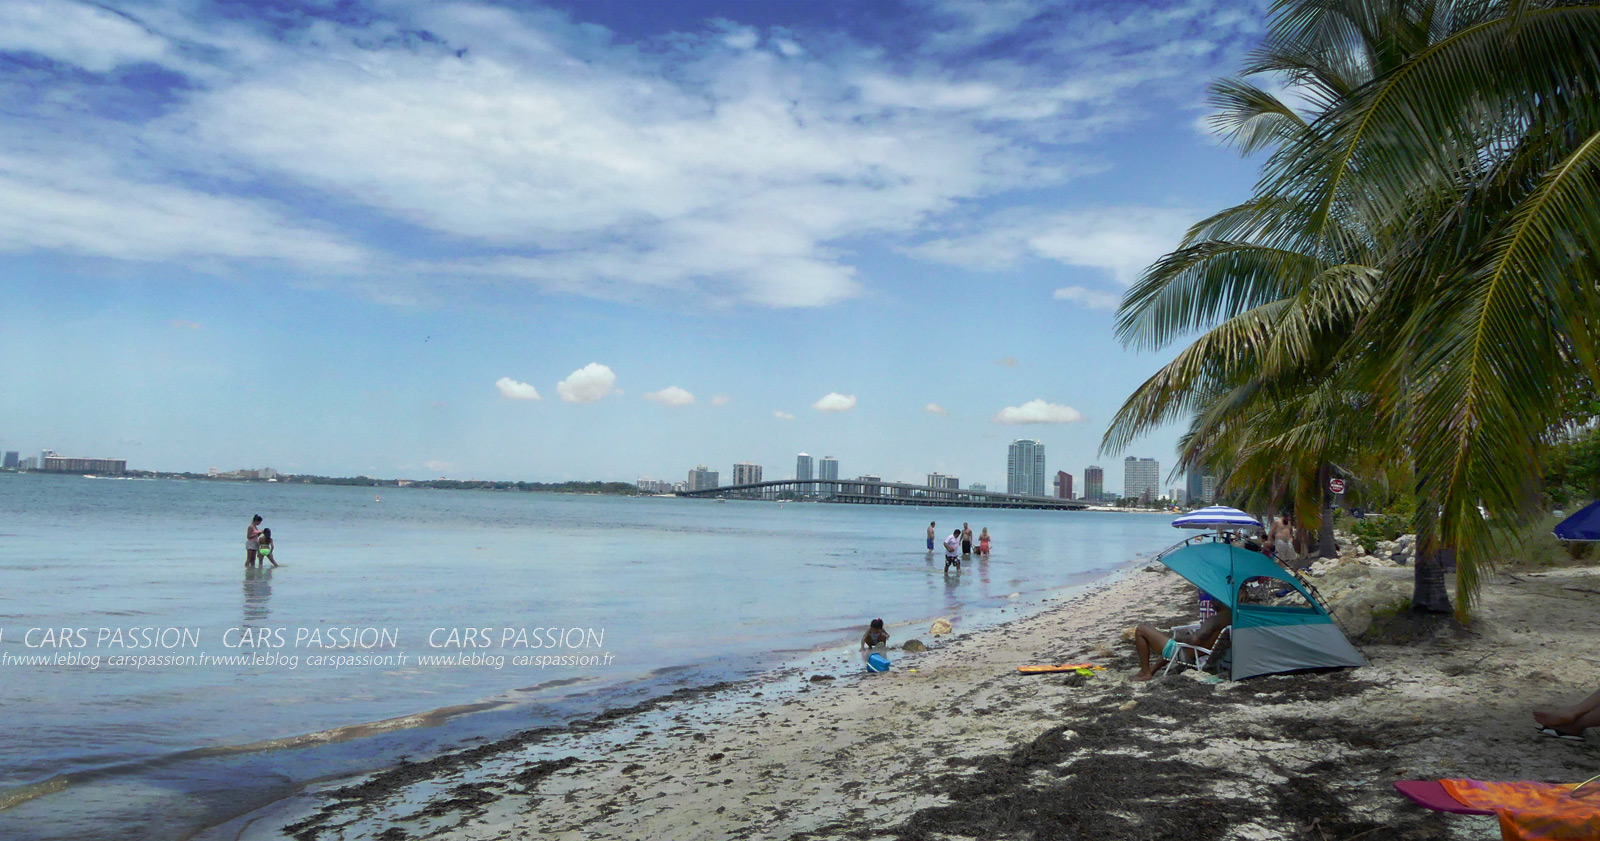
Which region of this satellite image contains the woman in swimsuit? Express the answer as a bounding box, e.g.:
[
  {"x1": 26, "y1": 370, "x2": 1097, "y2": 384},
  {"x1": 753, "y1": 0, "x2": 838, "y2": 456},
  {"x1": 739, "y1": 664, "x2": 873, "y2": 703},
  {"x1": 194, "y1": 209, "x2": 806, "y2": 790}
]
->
[
  {"x1": 257, "y1": 528, "x2": 279, "y2": 568},
  {"x1": 246, "y1": 515, "x2": 263, "y2": 567}
]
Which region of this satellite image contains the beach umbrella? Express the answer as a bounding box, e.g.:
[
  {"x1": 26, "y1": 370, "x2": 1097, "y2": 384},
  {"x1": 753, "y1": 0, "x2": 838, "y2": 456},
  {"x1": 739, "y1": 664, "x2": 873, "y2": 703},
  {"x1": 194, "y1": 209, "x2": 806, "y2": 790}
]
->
[
  {"x1": 1553, "y1": 500, "x2": 1600, "y2": 541},
  {"x1": 1171, "y1": 506, "x2": 1262, "y2": 530}
]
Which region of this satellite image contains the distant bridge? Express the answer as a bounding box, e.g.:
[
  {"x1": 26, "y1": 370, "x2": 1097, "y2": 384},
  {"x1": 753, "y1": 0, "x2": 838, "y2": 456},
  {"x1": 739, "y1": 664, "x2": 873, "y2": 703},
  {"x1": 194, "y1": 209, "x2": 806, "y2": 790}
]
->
[{"x1": 676, "y1": 479, "x2": 1091, "y2": 510}]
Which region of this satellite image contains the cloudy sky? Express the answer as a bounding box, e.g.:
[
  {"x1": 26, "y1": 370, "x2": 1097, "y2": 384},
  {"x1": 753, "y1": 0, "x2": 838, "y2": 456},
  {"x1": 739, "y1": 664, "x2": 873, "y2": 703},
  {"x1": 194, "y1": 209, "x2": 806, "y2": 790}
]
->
[{"x1": 2, "y1": 0, "x2": 1267, "y2": 492}]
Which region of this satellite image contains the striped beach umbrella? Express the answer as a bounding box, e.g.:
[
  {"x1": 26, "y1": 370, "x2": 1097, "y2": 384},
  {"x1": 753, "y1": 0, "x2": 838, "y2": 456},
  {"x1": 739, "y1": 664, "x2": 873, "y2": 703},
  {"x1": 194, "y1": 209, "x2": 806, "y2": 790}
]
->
[{"x1": 1171, "y1": 506, "x2": 1262, "y2": 530}]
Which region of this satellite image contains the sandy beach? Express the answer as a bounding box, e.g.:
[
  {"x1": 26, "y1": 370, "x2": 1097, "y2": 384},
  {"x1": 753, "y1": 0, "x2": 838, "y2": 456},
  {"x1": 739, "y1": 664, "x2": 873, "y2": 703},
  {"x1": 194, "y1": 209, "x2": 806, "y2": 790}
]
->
[{"x1": 223, "y1": 561, "x2": 1600, "y2": 841}]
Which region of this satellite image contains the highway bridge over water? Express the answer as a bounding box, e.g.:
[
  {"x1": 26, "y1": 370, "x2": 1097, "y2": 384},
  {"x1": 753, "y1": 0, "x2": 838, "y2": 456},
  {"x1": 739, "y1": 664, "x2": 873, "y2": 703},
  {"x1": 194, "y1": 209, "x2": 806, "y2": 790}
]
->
[{"x1": 676, "y1": 479, "x2": 1090, "y2": 510}]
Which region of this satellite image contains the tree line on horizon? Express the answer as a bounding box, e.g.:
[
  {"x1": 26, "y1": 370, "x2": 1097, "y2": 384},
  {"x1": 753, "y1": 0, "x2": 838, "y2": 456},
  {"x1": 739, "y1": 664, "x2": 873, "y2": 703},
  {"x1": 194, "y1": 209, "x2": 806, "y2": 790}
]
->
[
  {"x1": 1102, "y1": 0, "x2": 1600, "y2": 618},
  {"x1": 128, "y1": 470, "x2": 642, "y2": 495}
]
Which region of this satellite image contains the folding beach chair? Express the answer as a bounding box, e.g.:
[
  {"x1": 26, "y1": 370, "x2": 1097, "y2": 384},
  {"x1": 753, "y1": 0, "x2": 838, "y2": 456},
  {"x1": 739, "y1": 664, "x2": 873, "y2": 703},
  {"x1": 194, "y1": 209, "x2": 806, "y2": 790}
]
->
[{"x1": 1162, "y1": 625, "x2": 1232, "y2": 676}]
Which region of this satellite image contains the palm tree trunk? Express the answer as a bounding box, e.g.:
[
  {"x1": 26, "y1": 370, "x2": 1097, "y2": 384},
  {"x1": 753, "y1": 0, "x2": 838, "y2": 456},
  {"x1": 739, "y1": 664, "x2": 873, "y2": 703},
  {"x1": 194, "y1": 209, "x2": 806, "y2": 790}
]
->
[
  {"x1": 1318, "y1": 463, "x2": 1336, "y2": 559},
  {"x1": 1411, "y1": 543, "x2": 1453, "y2": 614}
]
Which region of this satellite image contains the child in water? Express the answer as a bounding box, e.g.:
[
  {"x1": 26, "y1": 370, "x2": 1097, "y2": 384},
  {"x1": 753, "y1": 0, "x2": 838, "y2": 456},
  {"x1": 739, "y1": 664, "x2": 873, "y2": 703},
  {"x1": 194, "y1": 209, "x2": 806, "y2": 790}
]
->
[
  {"x1": 943, "y1": 529, "x2": 962, "y2": 572},
  {"x1": 861, "y1": 618, "x2": 890, "y2": 650},
  {"x1": 257, "y1": 528, "x2": 279, "y2": 567}
]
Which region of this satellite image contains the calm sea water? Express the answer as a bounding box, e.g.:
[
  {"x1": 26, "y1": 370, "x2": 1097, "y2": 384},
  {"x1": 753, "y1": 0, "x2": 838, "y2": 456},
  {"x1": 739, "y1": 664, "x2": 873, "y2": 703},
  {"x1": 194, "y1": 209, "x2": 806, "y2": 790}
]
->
[{"x1": 0, "y1": 473, "x2": 1175, "y2": 840}]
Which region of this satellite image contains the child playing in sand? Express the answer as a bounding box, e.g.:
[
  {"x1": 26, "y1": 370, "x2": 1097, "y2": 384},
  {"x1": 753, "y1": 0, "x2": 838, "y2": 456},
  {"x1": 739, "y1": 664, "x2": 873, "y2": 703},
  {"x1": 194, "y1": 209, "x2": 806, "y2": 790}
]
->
[
  {"x1": 943, "y1": 529, "x2": 961, "y2": 572},
  {"x1": 257, "y1": 528, "x2": 279, "y2": 567},
  {"x1": 861, "y1": 618, "x2": 890, "y2": 650}
]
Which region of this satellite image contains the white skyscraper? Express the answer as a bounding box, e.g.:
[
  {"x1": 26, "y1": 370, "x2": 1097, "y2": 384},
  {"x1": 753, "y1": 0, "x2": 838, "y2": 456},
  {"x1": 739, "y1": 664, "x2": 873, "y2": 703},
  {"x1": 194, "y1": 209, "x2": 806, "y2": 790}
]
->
[
  {"x1": 1007, "y1": 440, "x2": 1046, "y2": 496},
  {"x1": 796, "y1": 453, "x2": 814, "y2": 482},
  {"x1": 732, "y1": 463, "x2": 762, "y2": 485},
  {"x1": 1123, "y1": 456, "x2": 1160, "y2": 502}
]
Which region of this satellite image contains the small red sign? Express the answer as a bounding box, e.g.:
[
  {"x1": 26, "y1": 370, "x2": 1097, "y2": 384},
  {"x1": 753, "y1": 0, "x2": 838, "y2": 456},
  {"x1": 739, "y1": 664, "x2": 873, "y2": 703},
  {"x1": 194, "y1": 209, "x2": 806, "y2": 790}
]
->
[{"x1": 1329, "y1": 478, "x2": 1346, "y2": 494}]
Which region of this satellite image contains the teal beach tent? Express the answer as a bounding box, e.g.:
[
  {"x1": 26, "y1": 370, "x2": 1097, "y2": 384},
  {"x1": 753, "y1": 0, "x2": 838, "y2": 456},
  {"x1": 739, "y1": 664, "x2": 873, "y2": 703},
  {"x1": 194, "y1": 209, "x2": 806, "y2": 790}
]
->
[{"x1": 1158, "y1": 541, "x2": 1366, "y2": 680}]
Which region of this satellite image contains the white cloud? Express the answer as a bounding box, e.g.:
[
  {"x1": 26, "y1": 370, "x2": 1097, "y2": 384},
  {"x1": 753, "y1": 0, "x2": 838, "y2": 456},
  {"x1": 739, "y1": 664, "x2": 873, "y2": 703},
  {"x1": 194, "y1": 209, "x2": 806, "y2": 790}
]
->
[
  {"x1": 923, "y1": 403, "x2": 949, "y2": 415},
  {"x1": 644, "y1": 386, "x2": 695, "y2": 406},
  {"x1": 1053, "y1": 285, "x2": 1123, "y2": 310},
  {"x1": 919, "y1": 0, "x2": 1049, "y2": 51},
  {"x1": 910, "y1": 206, "x2": 1195, "y2": 284},
  {"x1": 0, "y1": 1, "x2": 170, "y2": 73},
  {"x1": 495, "y1": 377, "x2": 541, "y2": 400},
  {"x1": 711, "y1": 394, "x2": 731, "y2": 406},
  {"x1": 992, "y1": 399, "x2": 1085, "y2": 425},
  {"x1": 169, "y1": 320, "x2": 201, "y2": 330},
  {"x1": 556, "y1": 363, "x2": 619, "y2": 403},
  {"x1": 773, "y1": 410, "x2": 795, "y2": 420},
  {"x1": 812, "y1": 392, "x2": 857, "y2": 412},
  {"x1": 0, "y1": 2, "x2": 1260, "y2": 308},
  {"x1": 0, "y1": 152, "x2": 366, "y2": 266},
  {"x1": 995, "y1": 355, "x2": 1018, "y2": 367}
]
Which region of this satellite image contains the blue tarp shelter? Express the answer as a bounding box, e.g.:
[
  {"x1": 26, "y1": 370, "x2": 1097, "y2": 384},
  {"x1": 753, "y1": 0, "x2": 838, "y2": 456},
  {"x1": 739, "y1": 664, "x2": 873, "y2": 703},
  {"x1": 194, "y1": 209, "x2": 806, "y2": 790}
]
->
[
  {"x1": 1158, "y1": 541, "x2": 1367, "y2": 680},
  {"x1": 1553, "y1": 500, "x2": 1600, "y2": 541}
]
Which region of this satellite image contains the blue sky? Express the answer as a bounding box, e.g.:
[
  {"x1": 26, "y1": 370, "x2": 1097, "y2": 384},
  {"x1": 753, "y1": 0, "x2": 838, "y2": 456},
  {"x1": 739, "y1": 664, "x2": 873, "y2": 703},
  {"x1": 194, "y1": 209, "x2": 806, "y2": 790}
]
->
[{"x1": 1, "y1": 0, "x2": 1269, "y2": 492}]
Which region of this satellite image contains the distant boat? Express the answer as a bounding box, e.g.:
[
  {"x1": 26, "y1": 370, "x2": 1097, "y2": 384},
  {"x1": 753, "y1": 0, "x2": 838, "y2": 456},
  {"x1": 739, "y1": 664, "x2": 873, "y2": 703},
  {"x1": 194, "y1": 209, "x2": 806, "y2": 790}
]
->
[{"x1": 375, "y1": 495, "x2": 381, "y2": 502}]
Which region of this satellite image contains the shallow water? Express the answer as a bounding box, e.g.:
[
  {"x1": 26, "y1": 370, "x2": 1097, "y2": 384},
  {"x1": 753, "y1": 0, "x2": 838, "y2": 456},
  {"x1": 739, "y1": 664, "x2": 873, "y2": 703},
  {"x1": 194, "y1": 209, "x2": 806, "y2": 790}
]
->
[{"x1": 0, "y1": 473, "x2": 1175, "y2": 840}]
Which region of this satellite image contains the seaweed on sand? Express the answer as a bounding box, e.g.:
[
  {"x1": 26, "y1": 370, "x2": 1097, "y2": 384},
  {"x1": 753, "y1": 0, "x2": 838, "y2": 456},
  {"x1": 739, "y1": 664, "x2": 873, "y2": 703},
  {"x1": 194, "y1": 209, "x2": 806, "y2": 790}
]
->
[{"x1": 794, "y1": 671, "x2": 1450, "y2": 841}]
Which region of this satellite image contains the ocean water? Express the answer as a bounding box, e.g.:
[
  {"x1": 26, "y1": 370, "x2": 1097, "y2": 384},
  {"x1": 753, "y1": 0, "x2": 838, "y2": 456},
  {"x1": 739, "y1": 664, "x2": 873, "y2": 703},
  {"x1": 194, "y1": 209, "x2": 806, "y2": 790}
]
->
[{"x1": 0, "y1": 473, "x2": 1176, "y2": 840}]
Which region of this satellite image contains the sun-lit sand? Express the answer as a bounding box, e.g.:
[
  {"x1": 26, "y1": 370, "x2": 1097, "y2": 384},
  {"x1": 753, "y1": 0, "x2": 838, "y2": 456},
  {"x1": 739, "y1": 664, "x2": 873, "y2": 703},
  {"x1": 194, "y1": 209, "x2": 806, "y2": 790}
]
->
[{"x1": 220, "y1": 563, "x2": 1600, "y2": 841}]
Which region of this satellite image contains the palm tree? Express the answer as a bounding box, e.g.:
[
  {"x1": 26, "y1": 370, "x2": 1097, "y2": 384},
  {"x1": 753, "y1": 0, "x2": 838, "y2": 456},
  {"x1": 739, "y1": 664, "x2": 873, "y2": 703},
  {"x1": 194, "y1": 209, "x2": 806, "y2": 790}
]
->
[{"x1": 1105, "y1": 0, "x2": 1600, "y2": 617}]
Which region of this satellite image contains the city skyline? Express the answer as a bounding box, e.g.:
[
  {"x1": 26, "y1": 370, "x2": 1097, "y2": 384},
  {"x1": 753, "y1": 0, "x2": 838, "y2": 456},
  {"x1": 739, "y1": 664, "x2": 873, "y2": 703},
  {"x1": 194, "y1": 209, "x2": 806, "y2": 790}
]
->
[{"x1": 1, "y1": 440, "x2": 1175, "y2": 498}]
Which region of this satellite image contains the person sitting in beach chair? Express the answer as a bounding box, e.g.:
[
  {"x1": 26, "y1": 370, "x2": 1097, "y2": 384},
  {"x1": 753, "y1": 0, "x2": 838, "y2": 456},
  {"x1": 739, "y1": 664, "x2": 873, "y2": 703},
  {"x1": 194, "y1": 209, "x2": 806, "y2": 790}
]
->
[
  {"x1": 861, "y1": 618, "x2": 890, "y2": 650},
  {"x1": 1129, "y1": 601, "x2": 1232, "y2": 682},
  {"x1": 1534, "y1": 684, "x2": 1600, "y2": 739}
]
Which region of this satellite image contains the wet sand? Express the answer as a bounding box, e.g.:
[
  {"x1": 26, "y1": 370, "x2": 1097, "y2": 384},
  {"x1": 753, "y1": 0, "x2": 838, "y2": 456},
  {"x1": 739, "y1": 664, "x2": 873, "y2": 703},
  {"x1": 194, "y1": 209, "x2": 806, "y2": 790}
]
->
[{"x1": 221, "y1": 563, "x2": 1600, "y2": 841}]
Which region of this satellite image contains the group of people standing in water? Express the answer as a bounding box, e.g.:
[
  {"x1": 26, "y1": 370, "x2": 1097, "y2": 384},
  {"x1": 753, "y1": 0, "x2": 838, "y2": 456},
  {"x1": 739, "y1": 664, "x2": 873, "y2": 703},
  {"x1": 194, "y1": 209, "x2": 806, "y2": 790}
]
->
[
  {"x1": 245, "y1": 514, "x2": 278, "y2": 567},
  {"x1": 926, "y1": 520, "x2": 990, "y2": 572}
]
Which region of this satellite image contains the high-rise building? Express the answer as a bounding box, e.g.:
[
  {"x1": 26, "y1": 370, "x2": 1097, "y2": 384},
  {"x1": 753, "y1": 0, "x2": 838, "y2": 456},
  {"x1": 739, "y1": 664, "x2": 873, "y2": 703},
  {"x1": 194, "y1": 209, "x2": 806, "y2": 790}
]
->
[
  {"x1": 1054, "y1": 470, "x2": 1073, "y2": 500},
  {"x1": 732, "y1": 463, "x2": 762, "y2": 485},
  {"x1": 687, "y1": 464, "x2": 719, "y2": 491},
  {"x1": 817, "y1": 456, "x2": 838, "y2": 494},
  {"x1": 1007, "y1": 439, "x2": 1046, "y2": 496},
  {"x1": 796, "y1": 453, "x2": 814, "y2": 483},
  {"x1": 1084, "y1": 465, "x2": 1105, "y2": 502},
  {"x1": 1186, "y1": 469, "x2": 1205, "y2": 507},
  {"x1": 970, "y1": 483, "x2": 987, "y2": 492},
  {"x1": 2, "y1": 451, "x2": 17, "y2": 469},
  {"x1": 1202, "y1": 474, "x2": 1218, "y2": 505},
  {"x1": 38, "y1": 452, "x2": 126, "y2": 474},
  {"x1": 926, "y1": 473, "x2": 958, "y2": 498},
  {"x1": 1123, "y1": 456, "x2": 1160, "y2": 503}
]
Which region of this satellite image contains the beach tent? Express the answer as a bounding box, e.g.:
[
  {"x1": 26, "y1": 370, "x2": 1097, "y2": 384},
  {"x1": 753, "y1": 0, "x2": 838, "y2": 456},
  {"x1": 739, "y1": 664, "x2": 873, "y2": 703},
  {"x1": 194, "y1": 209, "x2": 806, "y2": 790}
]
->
[
  {"x1": 1553, "y1": 500, "x2": 1600, "y2": 541},
  {"x1": 1172, "y1": 506, "x2": 1263, "y2": 530},
  {"x1": 1157, "y1": 541, "x2": 1367, "y2": 680}
]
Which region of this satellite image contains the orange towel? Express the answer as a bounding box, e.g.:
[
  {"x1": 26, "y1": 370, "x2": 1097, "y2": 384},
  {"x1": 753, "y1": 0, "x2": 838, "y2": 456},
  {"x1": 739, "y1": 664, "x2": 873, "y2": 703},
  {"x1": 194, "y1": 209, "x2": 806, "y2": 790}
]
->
[{"x1": 1439, "y1": 779, "x2": 1600, "y2": 840}]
